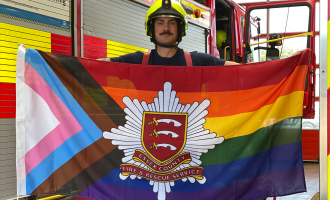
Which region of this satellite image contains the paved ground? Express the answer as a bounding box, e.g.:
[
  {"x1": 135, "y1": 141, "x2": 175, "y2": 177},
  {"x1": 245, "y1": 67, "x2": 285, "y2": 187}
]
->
[{"x1": 266, "y1": 162, "x2": 319, "y2": 200}]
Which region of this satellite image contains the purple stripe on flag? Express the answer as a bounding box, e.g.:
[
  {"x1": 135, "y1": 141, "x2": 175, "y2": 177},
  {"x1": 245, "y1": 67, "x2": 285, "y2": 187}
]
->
[
  {"x1": 21, "y1": 62, "x2": 82, "y2": 175},
  {"x1": 78, "y1": 167, "x2": 305, "y2": 200}
]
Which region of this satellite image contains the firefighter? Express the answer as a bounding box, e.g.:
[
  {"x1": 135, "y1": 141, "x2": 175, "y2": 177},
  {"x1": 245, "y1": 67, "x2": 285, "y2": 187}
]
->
[{"x1": 98, "y1": 0, "x2": 239, "y2": 66}]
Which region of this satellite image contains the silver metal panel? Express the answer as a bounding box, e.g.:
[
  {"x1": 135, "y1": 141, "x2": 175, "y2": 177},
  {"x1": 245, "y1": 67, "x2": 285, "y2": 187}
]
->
[
  {"x1": 181, "y1": 23, "x2": 206, "y2": 52},
  {"x1": 83, "y1": 0, "x2": 153, "y2": 49},
  {"x1": 0, "y1": 141, "x2": 15, "y2": 149},
  {"x1": 0, "y1": 169, "x2": 16, "y2": 178},
  {"x1": 0, "y1": 130, "x2": 14, "y2": 137},
  {"x1": 0, "y1": 135, "x2": 15, "y2": 143},
  {"x1": 0, "y1": 181, "x2": 16, "y2": 192},
  {"x1": 73, "y1": 0, "x2": 78, "y2": 57},
  {"x1": 83, "y1": 0, "x2": 206, "y2": 52},
  {"x1": 0, "y1": 153, "x2": 15, "y2": 161},
  {"x1": 0, "y1": 188, "x2": 17, "y2": 200},
  {"x1": 0, "y1": 16, "x2": 71, "y2": 36},
  {"x1": 319, "y1": 0, "x2": 328, "y2": 199},
  {"x1": 0, "y1": 118, "x2": 16, "y2": 200},
  {"x1": 81, "y1": 0, "x2": 84, "y2": 57}
]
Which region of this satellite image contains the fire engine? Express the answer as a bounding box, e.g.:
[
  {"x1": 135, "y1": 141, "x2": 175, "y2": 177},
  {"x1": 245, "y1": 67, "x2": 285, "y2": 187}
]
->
[{"x1": 0, "y1": 0, "x2": 321, "y2": 199}]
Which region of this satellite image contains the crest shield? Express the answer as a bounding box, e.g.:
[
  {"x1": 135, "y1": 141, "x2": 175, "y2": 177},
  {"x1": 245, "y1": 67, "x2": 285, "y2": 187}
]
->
[{"x1": 141, "y1": 112, "x2": 188, "y2": 164}]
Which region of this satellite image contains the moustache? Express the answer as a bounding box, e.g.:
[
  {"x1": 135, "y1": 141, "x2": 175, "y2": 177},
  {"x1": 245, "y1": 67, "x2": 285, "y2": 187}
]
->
[{"x1": 160, "y1": 32, "x2": 173, "y2": 35}]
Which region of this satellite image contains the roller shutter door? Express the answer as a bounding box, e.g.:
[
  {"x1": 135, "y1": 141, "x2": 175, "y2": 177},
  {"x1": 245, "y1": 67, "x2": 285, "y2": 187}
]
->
[
  {"x1": 0, "y1": 1, "x2": 72, "y2": 199},
  {"x1": 180, "y1": 23, "x2": 206, "y2": 53},
  {"x1": 83, "y1": 0, "x2": 206, "y2": 59}
]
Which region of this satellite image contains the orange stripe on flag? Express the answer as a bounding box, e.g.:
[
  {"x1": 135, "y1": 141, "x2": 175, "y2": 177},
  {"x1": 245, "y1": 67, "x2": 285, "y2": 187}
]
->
[{"x1": 102, "y1": 65, "x2": 307, "y2": 117}]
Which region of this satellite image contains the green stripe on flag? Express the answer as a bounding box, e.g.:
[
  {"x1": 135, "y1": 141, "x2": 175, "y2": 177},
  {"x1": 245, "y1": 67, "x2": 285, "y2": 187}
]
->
[{"x1": 201, "y1": 117, "x2": 302, "y2": 166}]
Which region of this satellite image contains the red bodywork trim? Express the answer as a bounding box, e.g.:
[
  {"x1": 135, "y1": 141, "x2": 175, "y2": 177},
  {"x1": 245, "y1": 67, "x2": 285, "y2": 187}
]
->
[
  {"x1": 0, "y1": 101, "x2": 15, "y2": 107},
  {"x1": 77, "y1": 0, "x2": 82, "y2": 57},
  {"x1": 231, "y1": 9, "x2": 236, "y2": 62},
  {"x1": 207, "y1": 0, "x2": 218, "y2": 57},
  {"x1": 234, "y1": 11, "x2": 241, "y2": 58},
  {"x1": 51, "y1": 34, "x2": 73, "y2": 56},
  {"x1": 302, "y1": 129, "x2": 319, "y2": 161},
  {"x1": 0, "y1": 107, "x2": 15, "y2": 112},
  {"x1": 84, "y1": 35, "x2": 107, "y2": 59},
  {"x1": 0, "y1": 95, "x2": 15, "y2": 101},
  {"x1": 0, "y1": 83, "x2": 15, "y2": 89},
  {"x1": 0, "y1": 113, "x2": 15, "y2": 118},
  {"x1": 0, "y1": 89, "x2": 15, "y2": 95}
]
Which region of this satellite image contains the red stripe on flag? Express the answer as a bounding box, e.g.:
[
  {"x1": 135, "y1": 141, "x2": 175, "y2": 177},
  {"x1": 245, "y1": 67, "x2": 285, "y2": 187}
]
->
[{"x1": 78, "y1": 49, "x2": 311, "y2": 92}]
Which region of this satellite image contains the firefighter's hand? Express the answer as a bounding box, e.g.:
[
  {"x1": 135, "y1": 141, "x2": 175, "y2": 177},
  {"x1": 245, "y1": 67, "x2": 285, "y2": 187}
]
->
[
  {"x1": 290, "y1": 49, "x2": 305, "y2": 57},
  {"x1": 224, "y1": 61, "x2": 240, "y2": 65},
  {"x1": 97, "y1": 58, "x2": 111, "y2": 61}
]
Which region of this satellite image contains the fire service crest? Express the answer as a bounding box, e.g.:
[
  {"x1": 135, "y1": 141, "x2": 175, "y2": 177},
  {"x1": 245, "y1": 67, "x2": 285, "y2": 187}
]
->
[{"x1": 103, "y1": 82, "x2": 225, "y2": 200}]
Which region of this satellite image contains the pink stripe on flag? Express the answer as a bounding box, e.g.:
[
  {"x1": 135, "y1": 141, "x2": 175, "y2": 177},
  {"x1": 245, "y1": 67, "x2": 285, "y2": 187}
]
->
[{"x1": 22, "y1": 62, "x2": 82, "y2": 175}]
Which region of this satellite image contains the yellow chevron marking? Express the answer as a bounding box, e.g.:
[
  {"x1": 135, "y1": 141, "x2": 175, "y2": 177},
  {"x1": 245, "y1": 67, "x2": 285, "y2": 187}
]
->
[
  {"x1": 0, "y1": 22, "x2": 52, "y2": 84},
  {"x1": 107, "y1": 40, "x2": 148, "y2": 58}
]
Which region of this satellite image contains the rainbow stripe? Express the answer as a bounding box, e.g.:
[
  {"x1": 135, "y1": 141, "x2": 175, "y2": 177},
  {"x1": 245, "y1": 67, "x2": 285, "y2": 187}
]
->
[{"x1": 17, "y1": 48, "x2": 310, "y2": 199}]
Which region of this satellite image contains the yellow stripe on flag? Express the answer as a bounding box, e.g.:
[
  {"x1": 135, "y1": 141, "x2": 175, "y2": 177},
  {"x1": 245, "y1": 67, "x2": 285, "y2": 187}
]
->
[{"x1": 204, "y1": 91, "x2": 304, "y2": 139}]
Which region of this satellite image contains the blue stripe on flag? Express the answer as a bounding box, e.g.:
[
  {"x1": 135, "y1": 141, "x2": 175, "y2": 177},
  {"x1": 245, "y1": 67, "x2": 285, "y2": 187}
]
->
[
  {"x1": 94, "y1": 142, "x2": 303, "y2": 192},
  {"x1": 24, "y1": 49, "x2": 102, "y2": 193},
  {"x1": 26, "y1": 128, "x2": 101, "y2": 194}
]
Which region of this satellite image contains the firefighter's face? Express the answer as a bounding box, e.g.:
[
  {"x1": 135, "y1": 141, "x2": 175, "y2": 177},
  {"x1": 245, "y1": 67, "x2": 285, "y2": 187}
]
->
[{"x1": 154, "y1": 17, "x2": 178, "y2": 46}]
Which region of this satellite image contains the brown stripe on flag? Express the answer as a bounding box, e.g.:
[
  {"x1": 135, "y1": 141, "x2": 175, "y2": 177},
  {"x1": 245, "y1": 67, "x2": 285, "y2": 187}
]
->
[{"x1": 32, "y1": 51, "x2": 125, "y2": 194}]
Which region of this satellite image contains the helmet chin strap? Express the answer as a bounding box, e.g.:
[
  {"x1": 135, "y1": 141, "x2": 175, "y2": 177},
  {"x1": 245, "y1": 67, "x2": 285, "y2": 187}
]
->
[{"x1": 150, "y1": 37, "x2": 179, "y2": 48}]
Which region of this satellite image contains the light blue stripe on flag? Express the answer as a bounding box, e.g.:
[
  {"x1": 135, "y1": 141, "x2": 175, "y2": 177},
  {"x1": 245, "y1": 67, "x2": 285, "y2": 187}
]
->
[{"x1": 24, "y1": 49, "x2": 102, "y2": 193}]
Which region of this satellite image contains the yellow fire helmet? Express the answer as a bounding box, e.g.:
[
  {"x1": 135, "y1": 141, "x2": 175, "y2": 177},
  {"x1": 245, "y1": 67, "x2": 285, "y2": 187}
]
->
[
  {"x1": 216, "y1": 30, "x2": 227, "y2": 48},
  {"x1": 145, "y1": 0, "x2": 188, "y2": 47}
]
